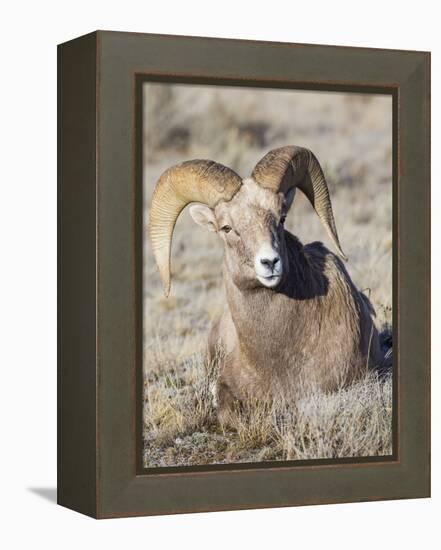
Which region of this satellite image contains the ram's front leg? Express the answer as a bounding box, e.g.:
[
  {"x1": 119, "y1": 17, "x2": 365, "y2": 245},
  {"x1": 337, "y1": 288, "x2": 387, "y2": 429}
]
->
[
  {"x1": 214, "y1": 345, "x2": 250, "y2": 428},
  {"x1": 207, "y1": 342, "x2": 238, "y2": 427},
  {"x1": 215, "y1": 377, "x2": 237, "y2": 428}
]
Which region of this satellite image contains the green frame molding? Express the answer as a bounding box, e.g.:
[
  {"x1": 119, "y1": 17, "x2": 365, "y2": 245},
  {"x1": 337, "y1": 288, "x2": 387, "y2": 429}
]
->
[{"x1": 58, "y1": 31, "x2": 430, "y2": 518}]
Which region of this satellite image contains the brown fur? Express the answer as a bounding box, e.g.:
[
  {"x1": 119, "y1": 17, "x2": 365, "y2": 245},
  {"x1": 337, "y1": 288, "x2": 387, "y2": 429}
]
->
[{"x1": 191, "y1": 179, "x2": 382, "y2": 425}]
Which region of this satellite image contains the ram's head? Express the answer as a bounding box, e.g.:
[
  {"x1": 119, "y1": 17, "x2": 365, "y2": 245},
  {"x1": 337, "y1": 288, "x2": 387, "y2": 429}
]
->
[{"x1": 149, "y1": 146, "x2": 346, "y2": 296}]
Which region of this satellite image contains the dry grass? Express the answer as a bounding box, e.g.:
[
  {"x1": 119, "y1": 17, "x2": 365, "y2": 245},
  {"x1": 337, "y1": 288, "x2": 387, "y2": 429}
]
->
[
  {"x1": 143, "y1": 350, "x2": 392, "y2": 467},
  {"x1": 142, "y1": 84, "x2": 393, "y2": 467}
]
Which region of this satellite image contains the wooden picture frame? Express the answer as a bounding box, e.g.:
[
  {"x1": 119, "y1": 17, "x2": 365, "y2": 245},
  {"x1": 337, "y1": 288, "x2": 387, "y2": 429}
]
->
[{"x1": 58, "y1": 30, "x2": 430, "y2": 518}]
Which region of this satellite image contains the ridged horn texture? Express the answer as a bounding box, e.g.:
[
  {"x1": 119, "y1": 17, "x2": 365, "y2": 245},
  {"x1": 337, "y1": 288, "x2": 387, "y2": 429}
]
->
[
  {"x1": 149, "y1": 160, "x2": 242, "y2": 296},
  {"x1": 252, "y1": 146, "x2": 347, "y2": 261}
]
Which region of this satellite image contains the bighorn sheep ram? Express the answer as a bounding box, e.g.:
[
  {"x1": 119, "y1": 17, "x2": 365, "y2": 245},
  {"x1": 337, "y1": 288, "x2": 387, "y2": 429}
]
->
[{"x1": 149, "y1": 146, "x2": 382, "y2": 424}]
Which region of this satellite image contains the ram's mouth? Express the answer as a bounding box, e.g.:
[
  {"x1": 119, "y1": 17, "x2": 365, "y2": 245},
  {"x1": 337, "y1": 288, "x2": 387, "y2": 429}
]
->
[{"x1": 257, "y1": 273, "x2": 282, "y2": 288}]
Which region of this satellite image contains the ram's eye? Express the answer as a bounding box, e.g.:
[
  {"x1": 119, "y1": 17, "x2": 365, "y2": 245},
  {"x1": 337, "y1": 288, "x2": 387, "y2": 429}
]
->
[
  {"x1": 280, "y1": 215, "x2": 287, "y2": 225},
  {"x1": 221, "y1": 225, "x2": 232, "y2": 233}
]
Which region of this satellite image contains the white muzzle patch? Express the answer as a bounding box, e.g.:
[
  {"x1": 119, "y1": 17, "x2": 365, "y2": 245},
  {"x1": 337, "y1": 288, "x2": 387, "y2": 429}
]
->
[{"x1": 254, "y1": 244, "x2": 282, "y2": 288}]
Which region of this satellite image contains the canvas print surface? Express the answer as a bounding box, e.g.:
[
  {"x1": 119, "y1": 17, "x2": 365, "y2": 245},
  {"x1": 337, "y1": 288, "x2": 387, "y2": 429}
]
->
[{"x1": 142, "y1": 83, "x2": 393, "y2": 468}]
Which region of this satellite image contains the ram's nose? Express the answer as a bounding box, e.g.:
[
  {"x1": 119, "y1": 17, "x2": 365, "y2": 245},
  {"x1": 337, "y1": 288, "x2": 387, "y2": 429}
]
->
[
  {"x1": 260, "y1": 255, "x2": 280, "y2": 272},
  {"x1": 255, "y1": 245, "x2": 283, "y2": 277},
  {"x1": 255, "y1": 245, "x2": 283, "y2": 288}
]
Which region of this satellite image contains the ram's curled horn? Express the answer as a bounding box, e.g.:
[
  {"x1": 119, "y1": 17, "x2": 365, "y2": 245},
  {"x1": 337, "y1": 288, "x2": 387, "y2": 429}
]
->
[
  {"x1": 149, "y1": 160, "x2": 242, "y2": 297},
  {"x1": 251, "y1": 145, "x2": 347, "y2": 261}
]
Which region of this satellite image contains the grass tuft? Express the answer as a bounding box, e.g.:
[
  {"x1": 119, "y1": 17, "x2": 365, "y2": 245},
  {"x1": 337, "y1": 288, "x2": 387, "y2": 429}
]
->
[{"x1": 143, "y1": 352, "x2": 393, "y2": 467}]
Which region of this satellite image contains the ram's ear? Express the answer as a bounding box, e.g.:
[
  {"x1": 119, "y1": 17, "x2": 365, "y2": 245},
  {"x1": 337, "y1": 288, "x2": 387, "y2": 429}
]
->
[
  {"x1": 189, "y1": 204, "x2": 218, "y2": 232},
  {"x1": 284, "y1": 187, "x2": 296, "y2": 211}
]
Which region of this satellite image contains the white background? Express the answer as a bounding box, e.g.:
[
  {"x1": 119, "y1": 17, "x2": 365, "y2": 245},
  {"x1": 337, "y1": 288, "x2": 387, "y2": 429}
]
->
[{"x1": 1, "y1": 1, "x2": 438, "y2": 548}]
